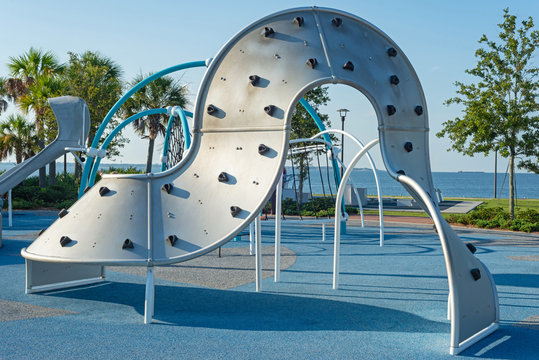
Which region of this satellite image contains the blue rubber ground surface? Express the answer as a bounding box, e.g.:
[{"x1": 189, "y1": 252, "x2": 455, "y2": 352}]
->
[{"x1": 1, "y1": 212, "x2": 538, "y2": 359}]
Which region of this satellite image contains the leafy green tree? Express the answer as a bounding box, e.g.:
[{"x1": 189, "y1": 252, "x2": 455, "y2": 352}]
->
[
  {"x1": 289, "y1": 86, "x2": 331, "y2": 205},
  {"x1": 63, "y1": 51, "x2": 126, "y2": 177},
  {"x1": 122, "y1": 73, "x2": 188, "y2": 173},
  {"x1": 0, "y1": 114, "x2": 38, "y2": 163},
  {"x1": 0, "y1": 76, "x2": 12, "y2": 116},
  {"x1": 5, "y1": 48, "x2": 64, "y2": 186},
  {"x1": 437, "y1": 9, "x2": 538, "y2": 218}
]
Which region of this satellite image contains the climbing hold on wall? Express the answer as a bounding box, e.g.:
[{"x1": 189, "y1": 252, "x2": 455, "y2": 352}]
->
[
  {"x1": 167, "y1": 235, "x2": 178, "y2": 247},
  {"x1": 415, "y1": 105, "x2": 423, "y2": 115},
  {"x1": 390, "y1": 75, "x2": 400, "y2": 85},
  {"x1": 466, "y1": 243, "x2": 477, "y2": 254},
  {"x1": 387, "y1": 105, "x2": 396, "y2": 116},
  {"x1": 331, "y1": 17, "x2": 342, "y2": 27},
  {"x1": 471, "y1": 268, "x2": 481, "y2": 281},
  {"x1": 343, "y1": 61, "x2": 354, "y2": 71},
  {"x1": 294, "y1": 16, "x2": 304, "y2": 27},
  {"x1": 306, "y1": 58, "x2": 318, "y2": 69},
  {"x1": 263, "y1": 27, "x2": 275, "y2": 37},
  {"x1": 218, "y1": 172, "x2": 229, "y2": 183},
  {"x1": 264, "y1": 105, "x2": 275, "y2": 116},
  {"x1": 207, "y1": 104, "x2": 217, "y2": 115},
  {"x1": 387, "y1": 47, "x2": 398, "y2": 57},
  {"x1": 58, "y1": 208, "x2": 69, "y2": 218},
  {"x1": 249, "y1": 75, "x2": 260, "y2": 86},
  {"x1": 258, "y1": 144, "x2": 270, "y2": 155},
  {"x1": 122, "y1": 239, "x2": 134, "y2": 249},
  {"x1": 99, "y1": 186, "x2": 110, "y2": 196},
  {"x1": 59, "y1": 236, "x2": 72, "y2": 247},
  {"x1": 230, "y1": 206, "x2": 242, "y2": 217},
  {"x1": 404, "y1": 142, "x2": 413, "y2": 152},
  {"x1": 162, "y1": 183, "x2": 173, "y2": 194}
]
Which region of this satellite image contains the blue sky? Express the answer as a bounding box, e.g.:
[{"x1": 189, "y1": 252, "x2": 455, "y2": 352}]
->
[{"x1": 1, "y1": 0, "x2": 537, "y2": 172}]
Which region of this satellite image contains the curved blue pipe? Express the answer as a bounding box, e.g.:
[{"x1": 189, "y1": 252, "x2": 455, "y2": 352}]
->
[
  {"x1": 79, "y1": 60, "x2": 207, "y2": 197},
  {"x1": 299, "y1": 98, "x2": 342, "y2": 186},
  {"x1": 82, "y1": 108, "x2": 168, "y2": 193},
  {"x1": 161, "y1": 108, "x2": 193, "y2": 171}
]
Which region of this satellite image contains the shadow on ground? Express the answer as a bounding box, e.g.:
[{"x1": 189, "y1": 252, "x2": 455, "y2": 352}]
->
[{"x1": 43, "y1": 280, "x2": 449, "y2": 333}]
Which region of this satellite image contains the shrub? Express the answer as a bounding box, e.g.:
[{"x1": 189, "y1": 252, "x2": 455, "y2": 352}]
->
[{"x1": 447, "y1": 206, "x2": 538, "y2": 233}]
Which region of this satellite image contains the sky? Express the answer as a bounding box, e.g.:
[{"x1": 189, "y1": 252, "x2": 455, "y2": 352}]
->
[{"x1": 1, "y1": 0, "x2": 538, "y2": 173}]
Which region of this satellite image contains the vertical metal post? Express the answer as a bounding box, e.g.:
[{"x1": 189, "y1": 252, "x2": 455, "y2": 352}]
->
[
  {"x1": 275, "y1": 176, "x2": 282, "y2": 282},
  {"x1": 249, "y1": 222, "x2": 254, "y2": 255},
  {"x1": 8, "y1": 189, "x2": 12, "y2": 227},
  {"x1": 255, "y1": 214, "x2": 262, "y2": 292},
  {"x1": 144, "y1": 266, "x2": 154, "y2": 324},
  {"x1": 64, "y1": 154, "x2": 67, "y2": 175}
]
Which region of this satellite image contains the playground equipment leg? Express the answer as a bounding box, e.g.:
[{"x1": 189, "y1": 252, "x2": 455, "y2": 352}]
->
[
  {"x1": 144, "y1": 266, "x2": 155, "y2": 324},
  {"x1": 275, "y1": 177, "x2": 282, "y2": 282},
  {"x1": 255, "y1": 215, "x2": 262, "y2": 292}
]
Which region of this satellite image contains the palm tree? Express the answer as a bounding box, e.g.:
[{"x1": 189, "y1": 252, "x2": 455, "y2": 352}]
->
[
  {"x1": 0, "y1": 114, "x2": 38, "y2": 164},
  {"x1": 123, "y1": 74, "x2": 188, "y2": 173},
  {"x1": 0, "y1": 76, "x2": 12, "y2": 116},
  {"x1": 6, "y1": 48, "x2": 64, "y2": 186}
]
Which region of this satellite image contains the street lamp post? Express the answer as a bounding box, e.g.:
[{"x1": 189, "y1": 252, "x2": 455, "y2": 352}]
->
[
  {"x1": 336, "y1": 109, "x2": 349, "y2": 236},
  {"x1": 337, "y1": 109, "x2": 350, "y2": 179}
]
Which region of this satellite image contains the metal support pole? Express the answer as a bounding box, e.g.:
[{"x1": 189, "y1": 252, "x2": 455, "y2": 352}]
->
[
  {"x1": 64, "y1": 153, "x2": 67, "y2": 175},
  {"x1": 144, "y1": 266, "x2": 155, "y2": 324},
  {"x1": 255, "y1": 214, "x2": 262, "y2": 292},
  {"x1": 275, "y1": 176, "x2": 282, "y2": 282},
  {"x1": 8, "y1": 189, "x2": 12, "y2": 227},
  {"x1": 249, "y1": 222, "x2": 254, "y2": 255}
]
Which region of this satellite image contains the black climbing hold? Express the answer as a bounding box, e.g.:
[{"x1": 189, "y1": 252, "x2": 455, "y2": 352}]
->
[
  {"x1": 331, "y1": 17, "x2": 342, "y2": 27},
  {"x1": 258, "y1": 144, "x2": 270, "y2": 155},
  {"x1": 471, "y1": 268, "x2": 481, "y2": 281},
  {"x1": 404, "y1": 142, "x2": 413, "y2": 153},
  {"x1": 122, "y1": 238, "x2": 134, "y2": 249},
  {"x1": 207, "y1": 104, "x2": 217, "y2": 115},
  {"x1": 415, "y1": 105, "x2": 423, "y2": 115},
  {"x1": 390, "y1": 75, "x2": 400, "y2": 85},
  {"x1": 387, "y1": 105, "x2": 396, "y2": 116},
  {"x1": 162, "y1": 183, "x2": 173, "y2": 194},
  {"x1": 83, "y1": 186, "x2": 91, "y2": 194},
  {"x1": 60, "y1": 236, "x2": 72, "y2": 247},
  {"x1": 306, "y1": 58, "x2": 318, "y2": 69},
  {"x1": 58, "y1": 208, "x2": 68, "y2": 218},
  {"x1": 218, "y1": 172, "x2": 229, "y2": 183},
  {"x1": 343, "y1": 61, "x2": 354, "y2": 71},
  {"x1": 167, "y1": 235, "x2": 178, "y2": 247},
  {"x1": 249, "y1": 75, "x2": 260, "y2": 86},
  {"x1": 264, "y1": 105, "x2": 275, "y2": 116},
  {"x1": 387, "y1": 47, "x2": 398, "y2": 57},
  {"x1": 99, "y1": 186, "x2": 110, "y2": 196},
  {"x1": 263, "y1": 27, "x2": 275, "y2": 37},
  {"x1": 294, "y1": 16, "x2": 304, "y2": 27},
  {"x1": 466, "y1": 243, "x2": 477, "y2": 254},
  {"x1": 230, "y1": 206, "x2": 242, "y2": 217},
  {"x1": 397, "y1": 170, "x2": 406, "y2": 175},
  {"x1": 38, "y1": 229, "x2": 45, "y2": 236}
]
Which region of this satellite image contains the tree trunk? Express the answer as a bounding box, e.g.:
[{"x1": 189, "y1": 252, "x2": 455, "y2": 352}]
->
[
  {"x1": 49, "y1": 161, "x2": 56, "y2": 185},
  {"x1": 509, "y1": 152, "x2": 515, "y2": 219},
  {"x1": 145, "y1": 137, "x2": 155, "y2": 174},
  {"x1": 37, "y1": 137, "x2": 46, "y2": 187}
]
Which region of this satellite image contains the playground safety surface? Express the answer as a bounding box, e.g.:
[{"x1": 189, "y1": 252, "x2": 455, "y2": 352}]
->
[{"x1": 0, "y1": 211, "x2": 537, "y2": 359}]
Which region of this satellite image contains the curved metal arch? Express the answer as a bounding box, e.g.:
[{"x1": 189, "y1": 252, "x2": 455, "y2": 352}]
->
[{"x1": 23, "y1": 7, "x2": 497, "y2": 353}]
